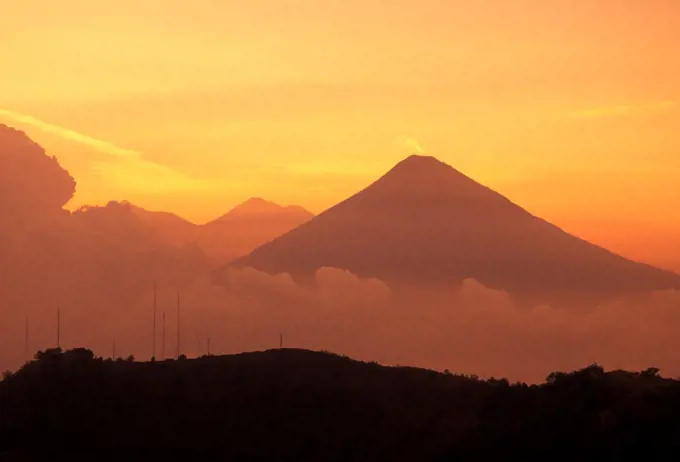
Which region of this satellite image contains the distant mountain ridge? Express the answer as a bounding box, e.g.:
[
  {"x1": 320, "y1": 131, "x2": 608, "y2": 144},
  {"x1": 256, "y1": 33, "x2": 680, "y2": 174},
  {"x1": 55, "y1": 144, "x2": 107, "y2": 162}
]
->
[
  {"x1": 230, "y1": 155, "x2": 680, "y2": 307},
  {"x1": 210, "y1": 197, "x2": 312, "y2": 222},
  {"x1": 199, "y1": 198, "x2": 314, "y2": 261},
  {"x1": 127, "y1": 198, "x2": 313, "y2": 262}
]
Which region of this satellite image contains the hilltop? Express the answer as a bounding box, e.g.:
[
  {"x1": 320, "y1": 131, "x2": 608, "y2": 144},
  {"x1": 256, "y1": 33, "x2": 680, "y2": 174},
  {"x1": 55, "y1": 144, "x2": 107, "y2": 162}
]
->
[{"x1": 2, "y1": 348, "x2": 680, "y2": 460}]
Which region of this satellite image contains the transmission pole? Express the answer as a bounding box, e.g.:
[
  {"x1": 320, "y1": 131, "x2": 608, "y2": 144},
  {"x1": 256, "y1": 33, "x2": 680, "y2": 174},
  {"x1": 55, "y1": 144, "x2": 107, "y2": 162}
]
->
[
  {"x1": 24, "y1": 314, "x2": 29, "y2": 359},
  {"x1": 153, "y1": 282, "x2": 157, "y2": 359},
  {"x1": 162, "y1": 311, "x2": 166, "y2": 360},
  {"x1": 176, "y1": 291, "x2": 181, "y2": 358},
  {"x1": 57, "y1": 307, "x2": 61, "y2": 349}
]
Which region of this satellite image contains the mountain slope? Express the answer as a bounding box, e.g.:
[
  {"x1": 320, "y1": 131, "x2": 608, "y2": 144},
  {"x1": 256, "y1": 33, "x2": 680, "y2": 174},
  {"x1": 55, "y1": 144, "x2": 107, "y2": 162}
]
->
[
  {"x1": 127, "y1": 201, "x2": 199, "y2": 246},
  {"x1": 231, "y1": 155, "x2": 680, "y2": 306}
]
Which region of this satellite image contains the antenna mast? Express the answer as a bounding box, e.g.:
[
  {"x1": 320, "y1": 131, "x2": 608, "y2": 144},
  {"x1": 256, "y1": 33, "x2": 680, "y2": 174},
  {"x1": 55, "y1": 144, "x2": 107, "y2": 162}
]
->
[
  {"x1": 153, "y1": 282, "x2": 157, "y2": 359},
  {"x1": 57, "y1": 307, "x2": 61, "y2": 349},
  {"x1": 162, "y1": 311, "x2": 166, "y2": 360},
  {"x1": 176, "y1": 291, "x2": 181, "y2": 358},
  {"x1": 24, "y1": 314, "x2": 29, "y2": 359}
]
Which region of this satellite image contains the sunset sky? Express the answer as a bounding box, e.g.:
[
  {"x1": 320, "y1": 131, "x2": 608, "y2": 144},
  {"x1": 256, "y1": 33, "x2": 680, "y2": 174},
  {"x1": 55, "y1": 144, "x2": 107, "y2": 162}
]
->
[{"x1": 1, "y1": 0, "x2": 679, "y2": 270}]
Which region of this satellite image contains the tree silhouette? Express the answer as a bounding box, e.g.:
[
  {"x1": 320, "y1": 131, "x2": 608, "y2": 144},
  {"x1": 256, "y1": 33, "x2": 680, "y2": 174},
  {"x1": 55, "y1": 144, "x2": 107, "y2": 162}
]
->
[{"x1": 2, "y1": 349, "x2": 680, "y2": 460}]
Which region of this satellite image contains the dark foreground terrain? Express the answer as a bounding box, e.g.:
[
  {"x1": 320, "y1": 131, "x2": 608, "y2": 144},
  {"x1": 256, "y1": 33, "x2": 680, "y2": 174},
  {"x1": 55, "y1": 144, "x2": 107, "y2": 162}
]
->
[{"x1": 2, "y1": 349, "x2": 680, "y2": 461}]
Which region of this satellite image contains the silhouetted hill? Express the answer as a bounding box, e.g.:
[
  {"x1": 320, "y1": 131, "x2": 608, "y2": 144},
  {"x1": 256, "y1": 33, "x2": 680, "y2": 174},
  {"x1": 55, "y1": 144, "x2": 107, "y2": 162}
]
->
[
  {"x1": 2, "y1": 348, "x2": 680, "y2": 461},
  {"x1": 231, "y1": 155, "x2": 680, "y2": 307},
  {"x1": 70, "y1": 201, "x2": 211, "y2": 293}
]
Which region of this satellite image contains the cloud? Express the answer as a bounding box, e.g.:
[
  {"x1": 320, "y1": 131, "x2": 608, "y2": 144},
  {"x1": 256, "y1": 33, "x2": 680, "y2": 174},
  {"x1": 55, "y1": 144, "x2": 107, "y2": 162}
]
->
[
  {"x1": 89, "y1": 158, "x2": 212, "y2": 194},
  {"x1": 5, "y1": 241, "x2": 680, "y2": 384},
  {"x1": 570, "y1": 101, "x2": 677, "y2": 119},
  {"x1": 399, "y1": 135, "x2": 423, "y2": 154},
  {"x1": 0, "y1": 108, "x2": 214, "y2": 194},
  {"x1": 0, "y1": 109, "x2": 139, "y2": 158}
]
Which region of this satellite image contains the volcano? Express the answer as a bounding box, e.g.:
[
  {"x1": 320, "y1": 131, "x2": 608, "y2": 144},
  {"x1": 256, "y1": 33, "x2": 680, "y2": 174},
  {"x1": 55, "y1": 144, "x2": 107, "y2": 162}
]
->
[
  {"x1": 229, "y1": 155, "x2": 680, "y2": 307},
  {"x1": 198, "y1": 198, "x2": 314, "y2": 261}
]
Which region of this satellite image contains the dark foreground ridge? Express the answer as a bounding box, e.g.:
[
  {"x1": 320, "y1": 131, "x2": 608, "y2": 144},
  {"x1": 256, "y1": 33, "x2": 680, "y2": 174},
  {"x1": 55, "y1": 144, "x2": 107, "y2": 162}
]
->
[{"x1": 2, "y1": 348, "x2": 680, "y2": 461}]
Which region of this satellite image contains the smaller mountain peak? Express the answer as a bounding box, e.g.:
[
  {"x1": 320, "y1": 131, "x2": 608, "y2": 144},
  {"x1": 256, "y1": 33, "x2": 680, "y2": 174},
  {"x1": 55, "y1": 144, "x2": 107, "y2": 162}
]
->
[
  {"x1": 231, "y1": 198, "x2": 313, "y2": 218},
  {"x1": 211, "y1": 198, "x2": 285, "y2": 223},
  {"x1": 235, "y1": 198, "x2": 282, "y2": 212},
  {"x1": 242, "y1": 197, "x2": 271, "y2": 206},
  {"x1": 207, "y1": 197, "x2": 313, "y2": 226}
]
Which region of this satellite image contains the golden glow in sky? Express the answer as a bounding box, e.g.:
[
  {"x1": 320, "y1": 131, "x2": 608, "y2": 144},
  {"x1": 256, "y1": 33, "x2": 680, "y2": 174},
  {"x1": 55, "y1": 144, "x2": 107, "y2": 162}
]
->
[{"x1": 1, "y1": 0, "x2": 679, "y2": 269}]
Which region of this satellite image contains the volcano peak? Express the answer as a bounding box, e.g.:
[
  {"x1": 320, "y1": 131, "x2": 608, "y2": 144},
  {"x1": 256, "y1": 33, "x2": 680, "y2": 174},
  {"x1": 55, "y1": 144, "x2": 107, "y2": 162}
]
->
[{"x1": 228, "y1": 155, "x2": 680, "y2": 307}]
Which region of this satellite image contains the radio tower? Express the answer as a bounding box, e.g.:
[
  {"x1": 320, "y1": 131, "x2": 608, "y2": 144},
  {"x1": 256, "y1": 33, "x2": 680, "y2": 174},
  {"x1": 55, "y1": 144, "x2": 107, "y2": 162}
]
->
[
  {"x1": 176, "y1": 291, "x2": 181, "y2": 358},
  {"x1": 152, "y1": 283, "x2": 157, "y2": 359},
  {"x1": 24, "y1": 314, "x2": 29, "y2": 359},
  {"x1": 162, "y1": 311, "x2": 166, "y2": 360},
  {"x1": 56, "y1": 307, "x2": 61, "y2": 349}
]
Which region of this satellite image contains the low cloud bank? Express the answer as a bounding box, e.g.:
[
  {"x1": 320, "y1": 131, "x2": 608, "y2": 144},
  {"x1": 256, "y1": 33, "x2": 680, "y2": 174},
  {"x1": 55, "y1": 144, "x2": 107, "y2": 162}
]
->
[{"x1": 2, "y1": 267, "x2": 680, "y2": 384}]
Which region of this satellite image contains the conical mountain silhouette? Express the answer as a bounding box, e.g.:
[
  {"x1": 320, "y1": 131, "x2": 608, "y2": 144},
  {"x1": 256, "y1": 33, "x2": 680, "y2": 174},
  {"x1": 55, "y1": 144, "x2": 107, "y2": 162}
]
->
[
  {"x1": 199, "y1": 198, "x2": 313, "y2": 261},
  {"x1": 232, "y1": 155, "x2": 680, "y2": 307},
  {"x1": 209, "y1": 197, "x2": 312, "y2": 222}
]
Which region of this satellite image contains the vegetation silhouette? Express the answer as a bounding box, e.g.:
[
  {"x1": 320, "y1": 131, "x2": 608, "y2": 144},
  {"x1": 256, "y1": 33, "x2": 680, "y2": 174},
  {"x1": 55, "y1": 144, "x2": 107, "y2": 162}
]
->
[{"x1": 2, "y1": 348, "x2": 680, "y2": 461}]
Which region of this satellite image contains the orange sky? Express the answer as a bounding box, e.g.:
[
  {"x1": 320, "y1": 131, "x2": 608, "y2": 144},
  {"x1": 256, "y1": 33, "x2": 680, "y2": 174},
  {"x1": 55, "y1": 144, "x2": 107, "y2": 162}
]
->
[{"x1": 1, "y1": 0, "x2": 679, "y2": 271}]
